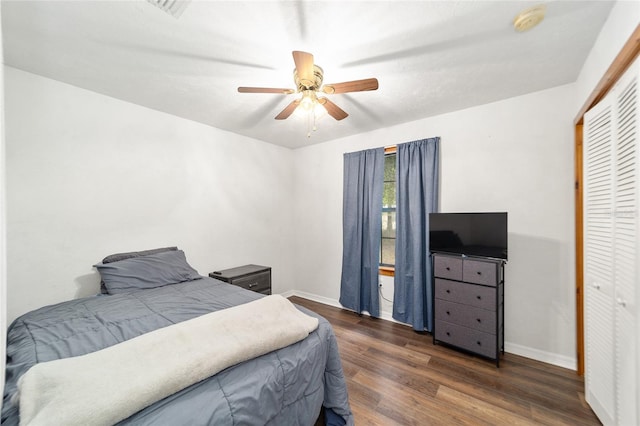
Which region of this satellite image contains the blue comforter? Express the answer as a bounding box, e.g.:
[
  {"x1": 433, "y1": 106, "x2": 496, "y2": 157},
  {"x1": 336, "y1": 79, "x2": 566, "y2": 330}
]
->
[{"x1": 2, "y1": 278, "x2": 353, "y2": 425}]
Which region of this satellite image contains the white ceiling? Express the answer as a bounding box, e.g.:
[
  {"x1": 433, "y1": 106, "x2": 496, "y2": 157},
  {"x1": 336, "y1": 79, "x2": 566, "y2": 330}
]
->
[{"x1": 2, "y1": 0, "x2": 614, "y2": 149}]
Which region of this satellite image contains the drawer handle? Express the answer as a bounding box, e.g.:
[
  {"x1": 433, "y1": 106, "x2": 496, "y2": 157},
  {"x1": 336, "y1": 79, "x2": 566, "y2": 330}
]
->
[
  {"x1": 476, "y1": 295, "x2": 481, "y2": 300},
  {"x1": 248, "y1": 282, "x2": 257, "y2": 288},
  {"x1": 446, "y1": 332, "x2": 451, "y2": 336},
  {"x1": 477, "y1": 271, "x2": 482, "y2": 275},
  {"x1": 476, "y1": 341, "x2": 482, "y2": 346},
  {"x1": 446, "y1": 267, "x2": 451, "y2": 271},
  {"x1": 446, "y1": 311, "x2": 450, "y2": 315},
  {"x1": 446, "y1": 289, "x2": 451, "y2": 294},
  {"x1": 476, "y1": 318, "x2": 481, "y2": 323}
]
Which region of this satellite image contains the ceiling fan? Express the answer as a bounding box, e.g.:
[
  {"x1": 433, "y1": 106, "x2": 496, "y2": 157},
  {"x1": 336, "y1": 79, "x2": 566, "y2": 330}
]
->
[{"x1": 238, "y1": 51, "x2": 379, "y2": 122}]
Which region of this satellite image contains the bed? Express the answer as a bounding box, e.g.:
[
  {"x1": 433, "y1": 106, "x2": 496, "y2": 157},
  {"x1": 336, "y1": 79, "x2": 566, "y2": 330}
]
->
[{"x1": 1, "y1": 248, "x2": 353, "y2": 425}]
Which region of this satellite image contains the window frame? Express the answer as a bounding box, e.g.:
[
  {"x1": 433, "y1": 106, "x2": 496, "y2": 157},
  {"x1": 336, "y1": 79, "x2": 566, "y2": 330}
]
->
[{"x1": 380, "y1": 145, "x2": 397, "y2": 276}]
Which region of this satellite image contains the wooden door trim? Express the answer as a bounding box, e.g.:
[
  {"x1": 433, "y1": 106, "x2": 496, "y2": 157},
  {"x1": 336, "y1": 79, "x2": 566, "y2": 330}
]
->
[
  {"x1": 574, "y1": 24, "x2": 640, "y2": 126},
  {"x1": 574, "y1": 23, "x2": 640, "y2": 376},
  {"x1": 574, "y1": 123, "x2": 584, "y2": 375}
]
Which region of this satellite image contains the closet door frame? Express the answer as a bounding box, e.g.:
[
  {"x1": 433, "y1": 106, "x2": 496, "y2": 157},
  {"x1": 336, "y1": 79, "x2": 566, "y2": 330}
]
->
[{"x1": 574, "y1": 25, "x2": 640, "y2": 376}]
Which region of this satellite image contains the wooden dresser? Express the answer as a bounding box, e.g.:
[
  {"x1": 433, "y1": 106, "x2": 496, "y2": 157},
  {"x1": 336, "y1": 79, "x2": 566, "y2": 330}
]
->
[{"x1": 432, "y1": 253, "x2": 505, "y2": 366}]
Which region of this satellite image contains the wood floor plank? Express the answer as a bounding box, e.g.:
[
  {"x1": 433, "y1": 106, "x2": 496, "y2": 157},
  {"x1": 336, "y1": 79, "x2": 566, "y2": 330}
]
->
[
  {"x1": 529, "y1": 403, "x2": 597, "y2": 426},
  {"x1": 355, "y1": 370, "x2": 480, "y2": 426},
  {"x1": 402, "y1": 356, "x2": 535, "y2": 419},
  {"x1": 435, "y1": 385, "x2": 539, "y2": 426},
  {"x1": 289, "y1": 296, "x2": 601, "y2": 425}
]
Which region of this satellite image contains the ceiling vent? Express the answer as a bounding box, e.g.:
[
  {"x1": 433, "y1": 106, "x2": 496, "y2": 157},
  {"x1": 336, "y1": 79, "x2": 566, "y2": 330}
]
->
[{"x1": 146, "y1": 0, "x2": 191, "y2": 18}]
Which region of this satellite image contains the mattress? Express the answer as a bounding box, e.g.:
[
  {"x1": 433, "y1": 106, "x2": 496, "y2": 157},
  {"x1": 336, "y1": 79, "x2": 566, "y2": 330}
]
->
[{"x1": 1, "y1": 277, "x2": 353, "y2": 425}]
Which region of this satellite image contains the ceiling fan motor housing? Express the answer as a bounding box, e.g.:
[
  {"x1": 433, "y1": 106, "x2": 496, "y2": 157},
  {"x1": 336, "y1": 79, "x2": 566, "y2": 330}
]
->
[{"x1": 294, "y1": 65, "x2": 324, "y2": 92}]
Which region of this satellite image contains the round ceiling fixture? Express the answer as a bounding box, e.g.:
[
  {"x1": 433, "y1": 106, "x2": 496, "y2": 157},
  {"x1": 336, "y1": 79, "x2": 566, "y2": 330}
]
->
[{"x1": 513, "y1": 4, "x2": 546, "y2": 32}]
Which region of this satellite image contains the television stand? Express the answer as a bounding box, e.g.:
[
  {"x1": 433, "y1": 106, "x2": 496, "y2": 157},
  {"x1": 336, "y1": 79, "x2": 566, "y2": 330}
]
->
[{"x1": 431, "y1": 252, "x2": 505, "y2": 366}]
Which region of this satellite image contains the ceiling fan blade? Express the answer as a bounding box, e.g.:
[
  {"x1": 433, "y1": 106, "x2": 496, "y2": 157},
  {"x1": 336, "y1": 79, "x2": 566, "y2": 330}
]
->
[
  {"x1": 322, "y1": 78, "x2": 379, "y2": 94},
  {"x1": 275, "y1": 99, "x2": 301, "y2": 120},
  {"x1": 318, "y1": 97, "x2": 348, "y2": 121},
  {"x1": 292, "y1": 51, "x2": 315, "y2": 88},
  {"x1": 238, "y1": 87, "x2": 295, "y2": 94}
]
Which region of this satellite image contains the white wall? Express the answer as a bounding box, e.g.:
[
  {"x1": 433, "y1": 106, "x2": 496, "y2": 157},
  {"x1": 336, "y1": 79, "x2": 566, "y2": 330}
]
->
[
  {"x1": 575, "y1": 0, "x2": 640, "y2": 113},
  {"x1": 293, "y1": 83, "x2": 578, "y2": 368},
  {"x1": 0, "y1": 5, "x2": 7, "y2": 408},
  {"x1": 4, "y1": 67, "x2": 294, "y2": 325}
]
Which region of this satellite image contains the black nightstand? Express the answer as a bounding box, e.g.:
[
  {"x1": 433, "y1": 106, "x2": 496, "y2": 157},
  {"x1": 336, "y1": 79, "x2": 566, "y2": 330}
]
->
[{"x1": 209, "y1": 264, "x2": 271, "y2": 295}]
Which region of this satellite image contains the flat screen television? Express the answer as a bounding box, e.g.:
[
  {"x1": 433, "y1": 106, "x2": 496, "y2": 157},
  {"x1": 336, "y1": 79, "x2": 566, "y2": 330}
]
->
[{"x1": 429, "y1": 212, "x2": 508, "y2": 260}]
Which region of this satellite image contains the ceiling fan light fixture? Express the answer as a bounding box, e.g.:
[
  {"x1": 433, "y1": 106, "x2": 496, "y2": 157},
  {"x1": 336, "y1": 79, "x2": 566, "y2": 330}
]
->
[
  {"x1": 294, "y1": 91, "x2": 325, "y2": 117},
  {"x1": 513, "y1": 4, "x2": 546, "y2": 32},
  {"x1": 292, "y1": 90, "x2": 328, "y2": 138},
  {"x1": 299, "y1": 90, "x2": 318, "y2": 111}
]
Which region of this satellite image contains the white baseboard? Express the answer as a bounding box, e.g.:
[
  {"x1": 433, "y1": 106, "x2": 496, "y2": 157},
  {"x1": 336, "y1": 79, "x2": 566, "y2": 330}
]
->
[
  {"x1": 279, "y1": 289, "x2": 295, "y2": 298},
  {"x1": 288, "y1": 290, "x2": 577, "y2": 371},
  {"x1": 504, "y1": 342, "x2": 577, "y2": 371},
  {"x1": 290, "y1": 290, "x2": 407, "y2": 325},
  {"x1": 290, "y1": 290, "x2": 341, "y2": 308}
]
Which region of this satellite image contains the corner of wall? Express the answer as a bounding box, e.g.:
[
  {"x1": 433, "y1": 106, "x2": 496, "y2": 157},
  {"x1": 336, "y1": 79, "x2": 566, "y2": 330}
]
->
[
  {"x1": 575, "y1": 1, "x2": 640, "y2": 109},
  {"x1": 0, "y1": 6, "x2": 8, "y2": 408}
]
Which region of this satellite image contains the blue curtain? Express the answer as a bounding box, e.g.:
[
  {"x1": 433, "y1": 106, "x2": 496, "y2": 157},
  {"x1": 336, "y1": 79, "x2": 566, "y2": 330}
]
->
[
  {"x1": 339, "y1": 148, "x2": 384, "y2": 317},
  {"x1": 393, "y1": 138, "x2": 440, "y2": 331}
]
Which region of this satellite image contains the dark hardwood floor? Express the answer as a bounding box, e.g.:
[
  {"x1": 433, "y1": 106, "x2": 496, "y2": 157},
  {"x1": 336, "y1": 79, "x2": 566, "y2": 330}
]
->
[{"x1": 289, "y1": 296, "x2": 601, "y2": 426}]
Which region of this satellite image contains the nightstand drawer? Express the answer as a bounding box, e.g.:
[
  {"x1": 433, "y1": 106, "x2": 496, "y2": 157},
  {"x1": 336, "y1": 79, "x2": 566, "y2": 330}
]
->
[
  {"x1": 435, "y1": 299, "x2": 496, "y2": 334},
  {"x1": 434, "y1": 320, "x2": 497, "y2": 359},
  {"x1": 209, "y1": 264, "x2": 272, "y2": 295},
  {"x1": 463, "y1": 259, "x2": 498, "y2": 286},
  {"x1": 433, "y1": 256, "x2": 463, "y2": 280},
  {"x1": 435, "y1": 278, "x2": 496, "y2": 311},
  {"x1": 232, "y1": 271, "x2": 270, "y2": 294}
]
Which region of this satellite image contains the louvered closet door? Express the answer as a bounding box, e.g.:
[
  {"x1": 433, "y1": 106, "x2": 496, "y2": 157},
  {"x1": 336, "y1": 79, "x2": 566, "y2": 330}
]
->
[
  {"x1": 612, "y1": 60, "x2": 638, "y2": 426},
  {"x1": 584, "y1": 56, "x2": 640, "y2": 426},
  {"x1": 584, "y1": 98, "x2": 616, "y2": 426}
]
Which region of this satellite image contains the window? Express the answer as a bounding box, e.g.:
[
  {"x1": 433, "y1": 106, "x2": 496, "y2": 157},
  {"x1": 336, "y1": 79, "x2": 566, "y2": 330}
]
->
[{"x1": 380, "y1": 152, "x2": 396, "y2": 269}]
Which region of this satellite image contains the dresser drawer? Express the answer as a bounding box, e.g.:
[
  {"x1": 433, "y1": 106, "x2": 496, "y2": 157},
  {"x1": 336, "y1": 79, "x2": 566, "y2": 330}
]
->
[
  {"x1": 433, "y1": 255, "x2": 463, "y2": 280},
  {"x1": 434, "y1": 320, "x2": 497, "y2": 359},
  {"x1": 232, "y1": 271, "x2": 271, "y2": 294},
  {"x1": 435, "y1": 299, "x2": 496, "y2": 334},
  {"x1": 463, "y1": 259, "x2": 498, "y2": 286},
  {"x1": 434, "y1": 279, "x2": 496, "y2": 311}
]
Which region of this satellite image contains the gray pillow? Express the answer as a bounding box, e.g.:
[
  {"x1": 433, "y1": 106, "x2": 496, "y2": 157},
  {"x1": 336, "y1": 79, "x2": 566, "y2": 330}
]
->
[
  {"x1": 102, "y1": 246, "x2": 178, "y2": 264},
  {"x1": 95, "y1": 249, "x2": 201, "y2": 295},
  {"x1": 99, "y1": 247, "x2": 178, "y2": 293}
]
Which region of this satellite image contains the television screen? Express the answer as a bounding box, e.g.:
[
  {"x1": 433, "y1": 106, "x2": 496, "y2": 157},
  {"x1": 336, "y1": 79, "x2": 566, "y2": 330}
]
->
[{"x1": 429, "y1": 212, "x2": 508, "y2": 260}]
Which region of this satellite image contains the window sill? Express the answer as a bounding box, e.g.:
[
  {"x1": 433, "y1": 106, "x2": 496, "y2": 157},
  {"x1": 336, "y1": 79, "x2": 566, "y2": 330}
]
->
[{"x1": 379, "y1": 266, "x2": 395, "y2": 277}]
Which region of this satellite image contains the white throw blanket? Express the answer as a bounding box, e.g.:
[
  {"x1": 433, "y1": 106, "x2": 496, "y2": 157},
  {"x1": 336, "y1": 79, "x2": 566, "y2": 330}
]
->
[{"x1": 16, "y1": 295, "x2": 319, "y2": 426}]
